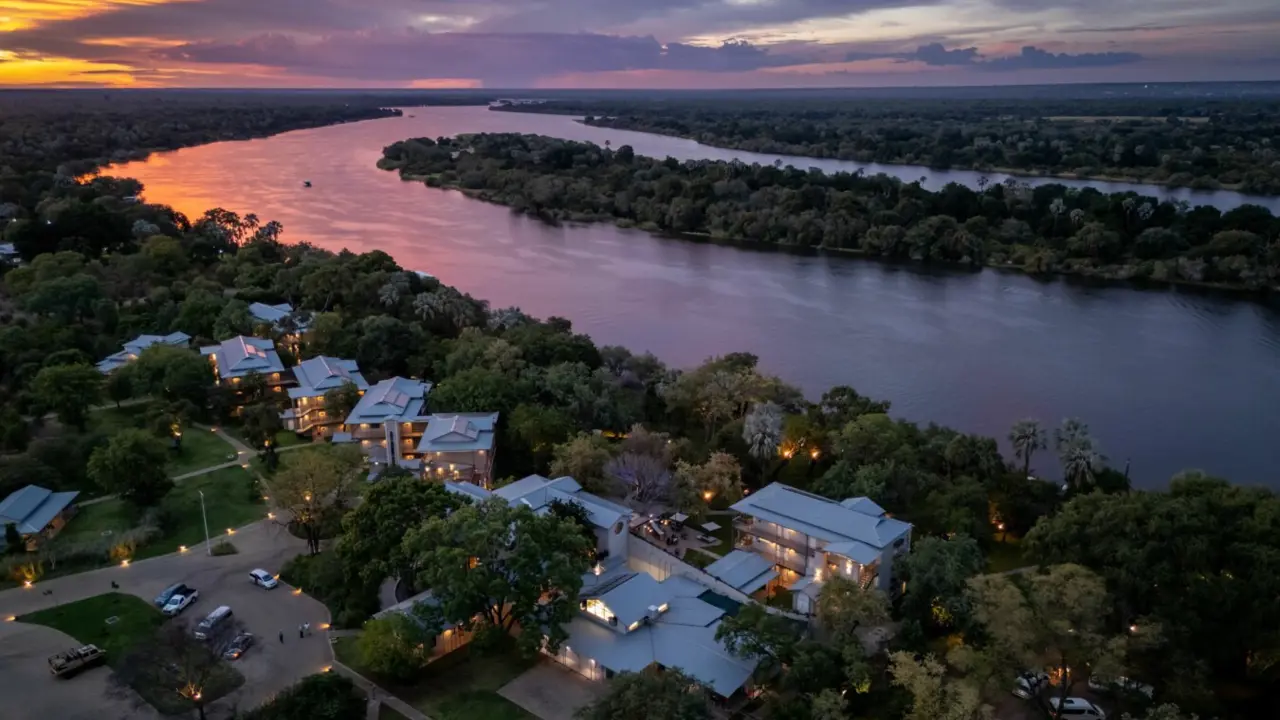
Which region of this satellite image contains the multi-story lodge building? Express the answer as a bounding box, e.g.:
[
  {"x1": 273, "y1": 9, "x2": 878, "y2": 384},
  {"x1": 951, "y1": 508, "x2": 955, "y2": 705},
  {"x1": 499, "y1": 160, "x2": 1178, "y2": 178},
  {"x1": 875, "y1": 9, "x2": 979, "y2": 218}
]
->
[
  {"x1": 280, "y1": 356, "x2": 368, "y2": 438},
  {"x1": 332, "y1": 376, "x2": 432, "y2": 471},
  {"x1": 729, "y1": 483, "x2": 912, "y2": 614},
  {"x1": 200, "y1": 335, "x2": 294, "y2": 410},
  {"x1": 418, "y1": 413, "x2": 499, "y2": 488}
]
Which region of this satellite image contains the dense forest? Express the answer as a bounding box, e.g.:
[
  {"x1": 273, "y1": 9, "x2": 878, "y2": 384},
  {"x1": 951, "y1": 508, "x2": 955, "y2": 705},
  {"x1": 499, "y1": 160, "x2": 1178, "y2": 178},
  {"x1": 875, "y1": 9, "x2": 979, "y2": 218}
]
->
[
  {"x1": 380, "y1": 132, "x2": 1280, "y2": 290},
  {"x1": 1, "y1": 94, "x2": 1277, "y2": 720},
  {"x1": 493, "y1": 97, "x2": 1280, "y2": 194}
]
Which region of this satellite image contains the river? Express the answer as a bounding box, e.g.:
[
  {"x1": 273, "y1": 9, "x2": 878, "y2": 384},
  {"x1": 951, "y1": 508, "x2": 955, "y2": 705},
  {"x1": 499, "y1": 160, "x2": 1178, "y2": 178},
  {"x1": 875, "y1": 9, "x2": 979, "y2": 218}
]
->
[{"x1": 107, "y1": 106, "x2": 1280, "y2": 490}]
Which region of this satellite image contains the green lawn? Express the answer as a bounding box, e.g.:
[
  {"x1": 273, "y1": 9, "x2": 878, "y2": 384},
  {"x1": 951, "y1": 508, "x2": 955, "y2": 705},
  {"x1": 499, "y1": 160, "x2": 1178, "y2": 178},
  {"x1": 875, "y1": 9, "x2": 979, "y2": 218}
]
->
[
  {"x1": 167, "y1": 427, "x2": 238, "y2": 476},
  {"x1": 986, "y1": 538, "x2": 1034, "y2": 574},
  {"x1": 89, "y1": 402, "x2": 156, "y2": 434},
  {"x1": 56, "y1": 467, "x2": 264, "y2": 560},
  {"x1": 335, "y1": 638, "x2": 534, "y2": 720},
  {"x1": 224, "y1": 423, "x2": 305, "y2": 450},
  {"x1": 705, "y1": 521, "x2": 734, "y2": 554},
  {"x1": 19, "y1": 592, "x2": 162, "y2": 661}
]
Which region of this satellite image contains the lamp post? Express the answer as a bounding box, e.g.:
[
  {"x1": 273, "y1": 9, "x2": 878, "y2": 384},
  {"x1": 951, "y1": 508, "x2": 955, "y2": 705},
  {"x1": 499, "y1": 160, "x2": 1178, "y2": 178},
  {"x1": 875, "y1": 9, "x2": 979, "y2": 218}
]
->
[{"x1": 199, "y1": 490, "x2": 211, "y2": 556}]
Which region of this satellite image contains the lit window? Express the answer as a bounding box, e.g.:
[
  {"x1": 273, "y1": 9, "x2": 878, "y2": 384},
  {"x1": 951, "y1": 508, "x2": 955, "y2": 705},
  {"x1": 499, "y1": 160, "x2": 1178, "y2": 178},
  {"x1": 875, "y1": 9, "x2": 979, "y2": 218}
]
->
[{"x1": 585, "y1": 599, "x2": 614, "y2": 622}]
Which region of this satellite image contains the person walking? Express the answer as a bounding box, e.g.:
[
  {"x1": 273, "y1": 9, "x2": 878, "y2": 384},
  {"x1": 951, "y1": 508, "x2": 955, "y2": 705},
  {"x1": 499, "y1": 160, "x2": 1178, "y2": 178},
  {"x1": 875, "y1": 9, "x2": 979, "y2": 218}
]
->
[
  {"x1": 298, "y1": 624, "x2": 304, "y2": 639},
  {"x1": 278, "y1": 630, "x2": 284, "y2": 643}
]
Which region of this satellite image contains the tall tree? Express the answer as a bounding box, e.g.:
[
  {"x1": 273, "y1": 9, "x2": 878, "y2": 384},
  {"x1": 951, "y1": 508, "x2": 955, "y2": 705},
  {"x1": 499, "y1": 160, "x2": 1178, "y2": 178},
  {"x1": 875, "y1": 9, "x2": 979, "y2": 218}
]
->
[
  {"x1": 339, "y1": 477, "x2": 463, "y2": 590},
  {"x1": 549, "y1": 432, "x2": 616, "y2": 493},
  {"x1": 1007, "y1": 419, "x2": 1047, "y2": 479},
  {"x1": 965, "y1": 565, "x2": 1127, "y2": 719},
  {"x1": 742, "y1": 401, "x2": 783, "y2": 464},
  {"x1": 356, "y1": 613, "x2": 435, "y2": 682},
  {"x1": 87, "y1": 429, "x2": 172, "y2": 508},
  {"x1": 273, "y1": 445, "x2": 364, "y2": 554},
  {"x1": 888, "y1": 651, "x2": 991, "y2": 720},
  {"x1": 816, "y1": 576, "x2": 891, "y2": 644},
  {"x1": 575, "y1": 669, "x2": 710, "y2": 720},
  {"x1": 715, "y1": 602, "x2": 801, "y2": 674},
  {"x1": 899, "y1": 534, "x2": 985, "y2": 631},
  {"x1": 1054, "y1": 418, "x2": 1099, "y2": 489},
  {"x1": 130, "y1": 345, "x2": 214, "y2": 408},
  {"x1": 321, "y1": 381, "x2": 362, "y2": 423},
  {"x1": 403, "y1": 497, "x2": 592, "y2": 656},
  {"x1": 32, "y1": 363, "x2": 101, "y2": 430}
]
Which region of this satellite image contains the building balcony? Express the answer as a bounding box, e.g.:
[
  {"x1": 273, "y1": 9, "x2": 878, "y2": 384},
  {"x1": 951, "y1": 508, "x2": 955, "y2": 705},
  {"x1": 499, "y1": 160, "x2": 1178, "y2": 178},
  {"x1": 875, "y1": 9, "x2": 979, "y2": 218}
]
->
[
  {"x1": 733, "y1": 518, "x2": 812, "y2": 553},
  {"x1": 736, "y1": 534, "x2": 812, "y2": 574}
]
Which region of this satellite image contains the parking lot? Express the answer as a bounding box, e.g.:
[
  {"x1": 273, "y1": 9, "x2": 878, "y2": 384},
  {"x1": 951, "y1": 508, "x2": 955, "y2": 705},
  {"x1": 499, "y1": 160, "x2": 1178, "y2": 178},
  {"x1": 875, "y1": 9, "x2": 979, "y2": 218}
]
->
[{"x1": 0, "y1": 520, "x2": 332, "y2": 718}]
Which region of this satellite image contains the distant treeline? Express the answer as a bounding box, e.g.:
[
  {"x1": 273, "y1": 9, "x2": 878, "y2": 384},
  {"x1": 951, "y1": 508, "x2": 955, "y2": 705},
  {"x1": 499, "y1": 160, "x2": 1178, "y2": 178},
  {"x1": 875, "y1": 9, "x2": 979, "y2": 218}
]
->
[
  {"x1": 379, "y1": 132, "x2": 1280, "y2": 290},
  {"x1": 493, "y1": 97, "x2": 1280, "y2": 194}
]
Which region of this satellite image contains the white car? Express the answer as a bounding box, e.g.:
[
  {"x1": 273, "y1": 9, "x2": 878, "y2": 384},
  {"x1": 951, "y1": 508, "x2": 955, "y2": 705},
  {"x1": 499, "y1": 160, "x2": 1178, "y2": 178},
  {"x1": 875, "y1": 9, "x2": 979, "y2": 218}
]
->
[
  {"x1": 1088, "y1": 674, "x2": 1154, "y2": 698},
  {"x1": 249, "y1": 568, "x2": 278, "y2": 589},
  {"x1": 162, "y1": 589, "x2": 198, "y2": 616},
  {"x1": 1012, "y1": 670, "x2": 1049, "y2": 699},
  {"x1": 1048, "y1": 697, "x2": 1107, "y2": 720}
]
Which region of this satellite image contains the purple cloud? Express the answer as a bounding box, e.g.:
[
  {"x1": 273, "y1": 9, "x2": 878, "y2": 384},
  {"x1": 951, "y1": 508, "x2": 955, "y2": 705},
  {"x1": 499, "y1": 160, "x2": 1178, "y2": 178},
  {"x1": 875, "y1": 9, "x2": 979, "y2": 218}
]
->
[
  {"x1": 981, "y1": 45, "x2": 1143, "y2": 71},
  {"x1": 155, "y1": 31, "x2": 799, "y2": 84}
]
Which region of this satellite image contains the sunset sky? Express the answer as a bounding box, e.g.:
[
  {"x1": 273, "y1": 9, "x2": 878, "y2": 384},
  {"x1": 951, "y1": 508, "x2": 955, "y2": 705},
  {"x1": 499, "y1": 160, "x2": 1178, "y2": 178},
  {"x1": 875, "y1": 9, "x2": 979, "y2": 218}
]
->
[{"x1": 1, "y1": 0, "x2": 1278, "y2": 88}]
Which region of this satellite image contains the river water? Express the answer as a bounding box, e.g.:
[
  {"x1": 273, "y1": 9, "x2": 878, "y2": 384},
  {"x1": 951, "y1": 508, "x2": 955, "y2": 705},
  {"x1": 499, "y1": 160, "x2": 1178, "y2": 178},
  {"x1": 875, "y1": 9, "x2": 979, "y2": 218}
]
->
[{"x1": 108, "y1": 106, "x2": 1280, "y2": 490}]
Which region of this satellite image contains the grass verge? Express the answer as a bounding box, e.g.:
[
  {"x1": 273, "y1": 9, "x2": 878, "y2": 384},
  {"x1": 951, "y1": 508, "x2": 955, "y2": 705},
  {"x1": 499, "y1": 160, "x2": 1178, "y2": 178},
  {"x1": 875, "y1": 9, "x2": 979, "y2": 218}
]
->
[{"x1": 337, "y1": 638, "x2": 535, "y2": 720}]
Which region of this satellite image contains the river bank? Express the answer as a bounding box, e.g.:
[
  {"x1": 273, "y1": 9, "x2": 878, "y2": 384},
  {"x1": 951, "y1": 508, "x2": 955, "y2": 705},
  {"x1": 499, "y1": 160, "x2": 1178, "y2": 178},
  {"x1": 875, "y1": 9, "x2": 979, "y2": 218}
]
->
[
  {"x1": 379, "y1": 132, "x2": 1280, "y2": 294},
  {"x1": 487, "y1": 105, "x2": 1274, "y2": 196}
]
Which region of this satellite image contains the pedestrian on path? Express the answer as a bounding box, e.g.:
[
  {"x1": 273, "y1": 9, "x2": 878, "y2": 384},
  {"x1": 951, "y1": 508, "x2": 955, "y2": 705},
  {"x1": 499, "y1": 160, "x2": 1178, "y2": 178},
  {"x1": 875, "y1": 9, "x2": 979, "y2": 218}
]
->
[
  {"x1": 304, "y1": 622, "x2": 311, "y2": 636},
  {"x1": 279, "y1": 630, "x2": 284, "y2": 643},
  {"x1": 299, "y1": 624, "x2": 304, "y2": 639}
]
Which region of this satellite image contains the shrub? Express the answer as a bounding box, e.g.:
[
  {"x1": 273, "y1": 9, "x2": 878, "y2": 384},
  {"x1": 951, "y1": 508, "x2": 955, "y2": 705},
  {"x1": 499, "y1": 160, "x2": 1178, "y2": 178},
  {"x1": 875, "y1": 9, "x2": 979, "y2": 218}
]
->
[
  {"x1": 357, "y1": 614, "x2": 434, "y2": 682},
  {"x1": 242, "y1": 672, "x2": 365, "y2": 720},
  {"x1": 280, "y1": 552, "x2": 378, "y2": 629},
  {"x1": 210, "y1": 540, "x2": 238, "y2": 556}
]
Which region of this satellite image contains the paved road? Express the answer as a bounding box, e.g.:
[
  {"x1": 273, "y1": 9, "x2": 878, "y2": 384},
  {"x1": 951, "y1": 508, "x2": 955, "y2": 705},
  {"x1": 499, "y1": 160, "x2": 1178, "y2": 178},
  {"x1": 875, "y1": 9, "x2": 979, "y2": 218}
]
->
[{"x1": 0, "y1": 520, "x2": 332, "y2": 718}]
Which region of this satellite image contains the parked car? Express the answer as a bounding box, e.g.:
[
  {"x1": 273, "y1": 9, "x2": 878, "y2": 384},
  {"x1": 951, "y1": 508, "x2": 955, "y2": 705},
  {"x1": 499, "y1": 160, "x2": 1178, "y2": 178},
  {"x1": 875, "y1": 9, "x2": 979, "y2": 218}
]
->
[
  {"x1": 1088, "y1": 674, "x2": 1154, "y2": 699},
  {"x1": 249, "y1": 568, "x2": 278, "y2": 589},
  {"x1": 49, "y1": 645, "x2": 106, "y2": 678},
  {"x1": 1048, "y1": 697, "x2": 1107, "y2": 720},
  {"x1": 194, "y1": 605, "x2": 233, "y2": 641},
  {"x1": 222, "y1": 632, "x2": 255, "y2": 660},
  {"x1": 1012, "y1": 670, "x2": 1049, "y2": 699},
  {"x1": 162, "y1": 587, "x2": 199, "y2": 616},
  {"x1": 154, "y1": 583, "x2": 184, "y2": 608}
]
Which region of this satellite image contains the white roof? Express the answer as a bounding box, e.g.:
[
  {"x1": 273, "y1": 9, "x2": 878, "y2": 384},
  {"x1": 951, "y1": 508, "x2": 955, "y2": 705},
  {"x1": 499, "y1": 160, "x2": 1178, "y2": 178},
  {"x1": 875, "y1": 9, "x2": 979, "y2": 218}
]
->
[
  {"x1": 729, "y1": 483, "x2": 911, "y2": 550},
  {"x1": 487, "y1": 475, "x2": 632, "y2": 531},
  {"x1": 344, "y1": 377, "x2": 431, "y2": 425},
  {"x1": 288, "y1": 356, "x2": 368, "y2": 398},
  {"x1": 96, "y1": 332, "x2": 190, "y2": 373},
  {"x1": 416, "y1": 413, "x2": 498, "y2": 453},
  {"x1": 200, "y1": 335, "x2": 285, "y2": 379}
]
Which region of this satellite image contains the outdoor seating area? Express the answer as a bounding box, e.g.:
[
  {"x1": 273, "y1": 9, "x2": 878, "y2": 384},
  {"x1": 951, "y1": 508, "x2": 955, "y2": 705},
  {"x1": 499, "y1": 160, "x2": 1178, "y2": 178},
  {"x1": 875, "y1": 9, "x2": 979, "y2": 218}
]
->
[{"x1": 636, "y1": 512, "x2": 732, "y2": 562}]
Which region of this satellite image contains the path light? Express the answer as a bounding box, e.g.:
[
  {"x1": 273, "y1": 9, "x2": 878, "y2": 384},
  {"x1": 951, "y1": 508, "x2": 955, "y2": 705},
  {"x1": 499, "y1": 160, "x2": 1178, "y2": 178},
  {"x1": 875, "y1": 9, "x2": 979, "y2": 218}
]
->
[
  {"x1": 322, "y1": 666, "x2": 332, "y2": 673},
  {"x1": 240, "y1": 463, "x2": 249, "y2": 469},
  {"x1": 120, "y1": 559, "x2": 130, "y2": 567},
  {"x1": 1129, "y1": 624, "x2": 1139, "y2": 633},
  {"x1": 267, "y1": 512, "x2": 275, "y2": 520},
  {"x1": 293, "y1": 588, "x2": 303, "y2": 595},
  {"x1": 23, "y1": 580, "x2": 31, "y2": 589},
  {"x1": 262, "y1": 495, "x2": 269, "y2": 501},
  {"x1": 702, "y1": 491, "x2": 714, "y2": 502},
  {"x1": 5, "y1": 615, "x2": 15, "y2": 622},
  {"x1": 179, "y1": 545, "x2": 188, "y2": 553},
  {"x1": 226, "y1": 528, "x2": 235, "y2": 535},
  {"x1": 810, "y1": 449, "x2": 820, "y2": 460},
  {"x1": 319, "y1": 623, "x2": 331, "y2": 630}
]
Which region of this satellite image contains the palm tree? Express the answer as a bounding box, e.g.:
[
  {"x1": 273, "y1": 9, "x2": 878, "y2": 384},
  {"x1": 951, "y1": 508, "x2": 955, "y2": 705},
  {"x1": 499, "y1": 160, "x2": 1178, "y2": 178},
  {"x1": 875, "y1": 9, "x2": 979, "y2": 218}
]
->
[
  {"x1": 1054, "y1": 418, "x2": 1099, "y2": 490},
  {"x1": 1008, "y1": 419, "x2": 1047, "y2": 479},
  {"x1": 412, "y1": 291, "x2": 441, "y2": 321},
  {"x1": 1060, "y1": 443, "x2": 1099, "y2": 490},
  {"x1": 743, "y1": 402, "x2": 783, "y2": 467},
  {"x1": 379, "y1": 282, "x2": 401, "y2": 308}
]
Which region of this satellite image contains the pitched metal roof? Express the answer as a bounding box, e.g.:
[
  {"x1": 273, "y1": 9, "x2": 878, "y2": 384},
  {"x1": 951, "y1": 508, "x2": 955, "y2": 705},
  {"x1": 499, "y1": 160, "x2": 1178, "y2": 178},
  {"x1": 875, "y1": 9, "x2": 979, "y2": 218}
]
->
[
  {"x1": 288, "y1": 356, "x2": 368, "y2": 398},
  {"x1": 0, "y1": 485, "x2": 79, "y2": 534},
  {"x1": 343, "y1": 377, "x2": 432, "y2": 425},
  {"x1": 416, "y1": 413, "x2": 498, "y2": 453},
  {"x1": 199, "y1": 335, "x2": 286, "y2": 379},
  {"x1": 97, "y1": 332, "x2": 191, "y2": 374},
  {"x1": 591, "y1": 572, "x2": 672, "y2": 631},
  {"x1": 562, "y1": 592, "x2": 757, "y2": 697},
  {"x1": 487, "y1": 474, "x2": 631, "y2": 530},
  {"x1": 729, "y1": 482, "x2": 911, "y2": 549},
  {"x1": 703, "y1": 550, "x2": 779, "y2": 595},
  {"x1": 248, "y1": 302, "x2": 292, "y2": 324}
]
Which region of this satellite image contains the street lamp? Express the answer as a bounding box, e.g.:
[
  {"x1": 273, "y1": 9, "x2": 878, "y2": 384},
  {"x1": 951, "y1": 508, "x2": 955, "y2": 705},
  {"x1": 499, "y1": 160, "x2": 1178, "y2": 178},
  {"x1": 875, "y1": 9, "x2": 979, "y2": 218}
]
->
[{"x1": 199, "y1": 490, "x2": 211, "y2": 556}]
